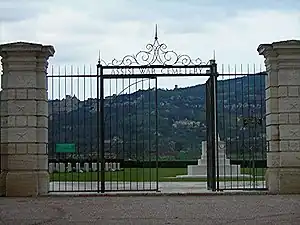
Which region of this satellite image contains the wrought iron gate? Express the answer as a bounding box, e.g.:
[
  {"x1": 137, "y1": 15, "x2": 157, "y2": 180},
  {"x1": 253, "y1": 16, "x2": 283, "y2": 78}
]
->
[
  {"x1": 205, "y1": 66, "x2": 268, "y2": 191},
  {"x1": 97, "y1": 34, "x2": 212, "y2": 192},
  {"x1": 48, "y1": 31, "x2": 213, "y2": 193},
  {"x1": 47, "y1": 26, "x2": 268, "y2": 193}
]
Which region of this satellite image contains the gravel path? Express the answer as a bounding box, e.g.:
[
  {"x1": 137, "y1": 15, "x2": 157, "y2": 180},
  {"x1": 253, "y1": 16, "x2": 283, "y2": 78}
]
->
[{"x1": 0, "y1": 195, "x2": 300, "y2": 224}]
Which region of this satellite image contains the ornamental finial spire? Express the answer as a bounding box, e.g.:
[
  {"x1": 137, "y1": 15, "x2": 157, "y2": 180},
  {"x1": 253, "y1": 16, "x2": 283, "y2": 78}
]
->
[{"x1": 155, "y1": 24, "x2": 158, "y2": 40}]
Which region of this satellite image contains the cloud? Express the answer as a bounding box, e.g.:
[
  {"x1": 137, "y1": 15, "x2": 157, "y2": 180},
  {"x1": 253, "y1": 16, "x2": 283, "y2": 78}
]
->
[
  {"x1": 0, "y1": 0, "x2": 50, "y2": 22},
  {"x1": 0, "y1": 0, "x2": 299, "y2": 97}
]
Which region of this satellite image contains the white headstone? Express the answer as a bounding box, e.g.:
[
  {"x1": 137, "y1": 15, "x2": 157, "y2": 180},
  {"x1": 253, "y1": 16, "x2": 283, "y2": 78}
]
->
[
  {"x1": 105, "y1": 162, "x2": 109, "y2": 171},
  {"x1": 92, "y1": 163, "x2": 97, "y2": 172},
  {"x1": 75, "y1": 163, "x2": 80, "y2": 172},
  {"x1": 112, "y1": 162, "x2": 117, "y2": 171},
  {"x1": 49, "y1": 163, "x2": 55, "y2": 173},
  {"x1": 116, "y1": 163, "x2": 120, "y2": 171},
  {"x1": 67, "y1": 163, "x2": 72, "y2": 172},
  {"x1": 55, "y1": 163, "x2": 60, "y2": 172},
  {"x1": 59, "y1": 163, "x2": 65, "y2": 173},
  {"x1": 84, "y1": 162, "x2": 89, "y2": 172},
  {"x1": 108, "y1": 162, "x2": 112, "y2": 170}
]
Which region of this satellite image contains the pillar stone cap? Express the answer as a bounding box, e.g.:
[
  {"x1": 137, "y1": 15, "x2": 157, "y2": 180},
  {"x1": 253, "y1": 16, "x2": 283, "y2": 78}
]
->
[
  {"x1": 258, "y1": 40, "x2": 300, "y2": 56},
  {"x1": 0, "y1": 41, "x2": 55, "y2": 57}
]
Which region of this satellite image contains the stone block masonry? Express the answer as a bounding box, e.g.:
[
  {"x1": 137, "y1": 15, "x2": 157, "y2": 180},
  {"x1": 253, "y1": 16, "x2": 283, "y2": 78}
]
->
[
  {"x1": 258, "y1": 40, "x2": 300, "y2": 194},
  {"x1": 0, "y1": 42, "x2": 54, "y2": 197}
]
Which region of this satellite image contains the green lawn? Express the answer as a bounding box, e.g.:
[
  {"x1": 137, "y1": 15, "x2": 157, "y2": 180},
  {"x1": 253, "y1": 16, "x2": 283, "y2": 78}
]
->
[{"x1": 50, "y1": 168, "x2": 266, "y2": 182}]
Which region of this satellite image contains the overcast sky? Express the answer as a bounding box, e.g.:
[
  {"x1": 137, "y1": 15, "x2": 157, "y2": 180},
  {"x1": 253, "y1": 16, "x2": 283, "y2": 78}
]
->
[{"x1": 0, "y1": 0, "x2": 300, "y2": 99}]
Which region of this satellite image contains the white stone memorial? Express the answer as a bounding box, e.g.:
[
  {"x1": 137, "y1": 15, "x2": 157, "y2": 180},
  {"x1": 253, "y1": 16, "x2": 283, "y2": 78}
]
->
[
  {"x1": 176, "y1": 135, "x2": 250, "y2": 178},
  {"x1": 117, "y1": 163, "x2": 121, "y2": 171},
  {"x1": 105, "y1": 163, "x2": 109, "y2": 171}
]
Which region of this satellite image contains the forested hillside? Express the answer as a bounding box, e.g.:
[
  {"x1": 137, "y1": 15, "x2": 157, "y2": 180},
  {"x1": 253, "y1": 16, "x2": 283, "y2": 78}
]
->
[{"x1": 48, "y1": 75, "x2": 266, "y2": 161}]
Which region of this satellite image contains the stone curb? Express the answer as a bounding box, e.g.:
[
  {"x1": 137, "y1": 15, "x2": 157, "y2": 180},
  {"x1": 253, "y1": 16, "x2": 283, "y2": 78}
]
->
[{"x1": 46, "y1": 191, "x2": 271, "y2": 198}]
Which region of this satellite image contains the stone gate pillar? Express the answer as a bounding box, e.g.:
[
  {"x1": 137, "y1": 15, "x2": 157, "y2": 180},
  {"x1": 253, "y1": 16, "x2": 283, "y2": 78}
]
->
[
  {"x1": 0, "y1": 42, "x2": 54, "y2": 196},
  {"x1": 258, "y1": 40, "x2": 300, "y2": 194}
]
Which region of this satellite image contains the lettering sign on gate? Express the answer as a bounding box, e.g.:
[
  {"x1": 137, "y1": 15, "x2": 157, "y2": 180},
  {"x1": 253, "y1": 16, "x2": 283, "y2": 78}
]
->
[{"x1": 108, "y1": 67, "x2": 203, "y2": 76}]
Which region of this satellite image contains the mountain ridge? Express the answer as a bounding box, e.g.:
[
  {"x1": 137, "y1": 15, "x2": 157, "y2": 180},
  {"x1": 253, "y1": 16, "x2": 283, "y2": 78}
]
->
[{"x1": 48, "y1": 74, "x2": 267, "y2": 160}]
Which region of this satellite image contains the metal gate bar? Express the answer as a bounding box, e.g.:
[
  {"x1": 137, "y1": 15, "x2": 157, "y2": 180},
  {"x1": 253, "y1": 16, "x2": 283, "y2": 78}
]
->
[
  {"x1": 205, "y1": 59, "x2": 218, "y2": 191},
  {"x1": 206, "y1": 76, "x2": 216, "y2": 191}
]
